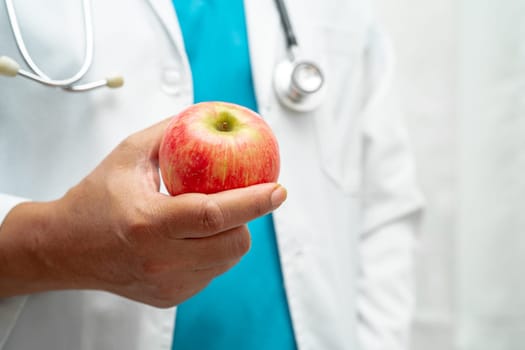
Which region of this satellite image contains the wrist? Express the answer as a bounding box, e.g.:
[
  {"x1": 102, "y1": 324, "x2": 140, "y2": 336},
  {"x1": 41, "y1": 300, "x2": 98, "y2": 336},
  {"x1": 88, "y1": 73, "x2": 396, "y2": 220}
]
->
[{"x1": 0, "y1": 200, "x2": 71, "y2": 297}]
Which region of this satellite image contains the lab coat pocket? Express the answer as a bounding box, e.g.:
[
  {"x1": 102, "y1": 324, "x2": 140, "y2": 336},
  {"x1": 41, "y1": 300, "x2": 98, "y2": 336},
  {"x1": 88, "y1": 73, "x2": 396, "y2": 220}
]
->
[{"x1": 311, "y1": 26, "x2": 366, "y2": 196}]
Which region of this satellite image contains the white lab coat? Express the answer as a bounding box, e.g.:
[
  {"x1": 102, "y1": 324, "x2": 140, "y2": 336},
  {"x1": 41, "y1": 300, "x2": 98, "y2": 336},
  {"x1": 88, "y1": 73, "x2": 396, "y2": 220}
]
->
[{"x1": 0, "y1": 0, "x2": 423, "y2": 349}]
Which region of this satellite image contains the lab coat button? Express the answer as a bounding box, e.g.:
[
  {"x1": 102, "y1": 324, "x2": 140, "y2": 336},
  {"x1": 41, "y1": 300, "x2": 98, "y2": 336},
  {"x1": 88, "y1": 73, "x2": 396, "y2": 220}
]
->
[{"x1": 161, "y1": 68, "x2": 182, "y2": 96}]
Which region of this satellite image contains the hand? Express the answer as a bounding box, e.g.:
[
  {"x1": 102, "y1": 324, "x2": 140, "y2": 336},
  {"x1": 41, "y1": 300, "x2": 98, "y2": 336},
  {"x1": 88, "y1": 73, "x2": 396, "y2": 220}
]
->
[{"x1": 0, "y1": 119, "x2": 287, "y2": 307}]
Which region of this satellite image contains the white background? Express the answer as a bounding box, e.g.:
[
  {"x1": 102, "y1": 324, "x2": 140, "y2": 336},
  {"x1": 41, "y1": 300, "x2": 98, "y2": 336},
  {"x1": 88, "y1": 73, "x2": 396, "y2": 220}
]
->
[{"x1": 372, "y1": 1, "x2": 525, "y2": 349}]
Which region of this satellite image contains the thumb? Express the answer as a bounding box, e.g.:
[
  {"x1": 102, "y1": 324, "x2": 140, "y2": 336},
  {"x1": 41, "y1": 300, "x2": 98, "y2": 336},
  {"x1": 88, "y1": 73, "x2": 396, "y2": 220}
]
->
[{"x1": 127, "y1": 116, "x2": 175, "y2": 160}]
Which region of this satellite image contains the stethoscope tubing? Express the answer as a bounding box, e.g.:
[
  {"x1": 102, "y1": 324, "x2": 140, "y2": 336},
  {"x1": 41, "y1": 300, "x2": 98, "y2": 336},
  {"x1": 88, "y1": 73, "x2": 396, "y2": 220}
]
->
[
  {"x1": 273, "y1": 0, "x2": 297, "y2": 50},
  {"x1": 5, "y1": 0, "x2": 95, "y2": 87},
  {"x1": 2, "y1": 0, "x2": 324, "y2": 106}
]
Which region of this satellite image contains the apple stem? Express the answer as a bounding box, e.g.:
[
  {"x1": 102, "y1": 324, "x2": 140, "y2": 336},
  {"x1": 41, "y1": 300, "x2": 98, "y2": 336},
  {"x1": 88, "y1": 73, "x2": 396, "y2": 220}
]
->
[{"x1": 220, "y1": 121, "x2": 229, "y2": 131}]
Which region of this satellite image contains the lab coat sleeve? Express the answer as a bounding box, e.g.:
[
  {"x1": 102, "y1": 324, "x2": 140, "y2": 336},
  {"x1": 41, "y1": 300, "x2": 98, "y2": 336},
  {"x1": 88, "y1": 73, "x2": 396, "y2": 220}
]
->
[
  {"x1": 0, "y1": 194, "x2": 29, "y2": 349},
  {"x1": 356, "y1": 27, "x2": 424, "y2": 350}
]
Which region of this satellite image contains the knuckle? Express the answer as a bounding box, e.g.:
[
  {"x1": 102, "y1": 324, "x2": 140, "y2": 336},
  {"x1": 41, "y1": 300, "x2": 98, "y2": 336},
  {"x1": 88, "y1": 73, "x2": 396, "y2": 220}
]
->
[
  {"x1": 229, "y1": 227, "x2": 251, "y2": 258},
  {"x1": 154, "y1": 282, "x2": 183, "y2": 303},
  {"x1": 213, "y1": 259, "x2": 240, "y2": 277},
  {"x1": 115, "y1": 209, "x2": 157, "y2": 251},
  {"x1": 141, "y1": 272, "x2": 179, "y2": 296},
  {"x1": 177, "y1": 258, "x2": 201, "y2": 272},
  {"x1": 141, "y1": 260, "x2": 168, "y2": 277},
  {"x1": 126, "y1": 216, "x2": 148, "y2": 235},
  {"x1": 123, "y1": 207, "x2": 152, "y2": 237},
  {"x1": 149, "y1": 278, "x2": 208, "y2": 308},
  {"x1": 198, "y1": 198, "x2": 225, "y2": 233}
]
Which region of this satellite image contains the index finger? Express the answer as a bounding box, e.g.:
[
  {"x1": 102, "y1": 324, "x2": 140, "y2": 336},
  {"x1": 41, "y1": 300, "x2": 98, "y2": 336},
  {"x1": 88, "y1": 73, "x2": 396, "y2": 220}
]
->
[{"x1": 156, "y1": 182, "x2": 287, "y2": 239}]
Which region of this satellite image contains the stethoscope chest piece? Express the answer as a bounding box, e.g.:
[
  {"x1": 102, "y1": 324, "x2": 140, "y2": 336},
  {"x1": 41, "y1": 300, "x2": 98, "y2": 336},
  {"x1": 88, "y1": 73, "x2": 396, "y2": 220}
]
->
[
  {"x1": 272, "y1": 0, "x2": 326, "y2": 113},
  {"x1": 273, "y1": 57, "x2": 326, "y2": 113}
]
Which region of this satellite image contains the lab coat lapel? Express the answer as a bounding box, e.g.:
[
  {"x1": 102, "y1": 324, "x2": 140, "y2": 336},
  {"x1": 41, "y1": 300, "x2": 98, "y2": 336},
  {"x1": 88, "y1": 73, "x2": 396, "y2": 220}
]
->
[
  {"x1": 244, "y1": 0, "x2": 282, "y2": 112},
  {"x1": 147, "y1": 0, "x2": 280, "y2": 110},
  {"x1": 145, "y1": 0, "x2": 188, "y2": 64}
]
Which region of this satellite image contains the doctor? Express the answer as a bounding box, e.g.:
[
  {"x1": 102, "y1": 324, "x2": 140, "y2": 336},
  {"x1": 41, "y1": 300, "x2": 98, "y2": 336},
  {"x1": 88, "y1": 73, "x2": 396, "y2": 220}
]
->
[{"x1": 0, "y1": 0, "x2": 423, "y2": 349}]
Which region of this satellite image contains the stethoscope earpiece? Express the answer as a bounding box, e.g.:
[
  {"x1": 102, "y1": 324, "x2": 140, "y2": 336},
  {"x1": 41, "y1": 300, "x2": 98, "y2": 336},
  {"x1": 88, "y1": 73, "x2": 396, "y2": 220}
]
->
[{"x1": 0, "y1": 55, "x2": 20, "y2": 77}]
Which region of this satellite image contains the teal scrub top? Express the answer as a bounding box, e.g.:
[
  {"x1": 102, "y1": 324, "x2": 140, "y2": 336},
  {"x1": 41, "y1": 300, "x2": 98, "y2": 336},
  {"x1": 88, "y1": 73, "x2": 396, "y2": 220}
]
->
[{"x1": 170, "y1": 1, "x2": 297, "y2": 350}]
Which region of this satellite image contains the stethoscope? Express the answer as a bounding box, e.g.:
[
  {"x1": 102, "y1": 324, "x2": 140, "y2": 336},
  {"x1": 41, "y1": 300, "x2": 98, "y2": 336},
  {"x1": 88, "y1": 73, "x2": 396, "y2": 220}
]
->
[
  {"x1": 0, "y1": 0, "x2": 325, "y2": 111},
  {"x1": 0, "y1": 0, "x2": 123, "y2": 91},
  {"x1": 273, "y1": 0, "x2": 325, "y2": 112}
]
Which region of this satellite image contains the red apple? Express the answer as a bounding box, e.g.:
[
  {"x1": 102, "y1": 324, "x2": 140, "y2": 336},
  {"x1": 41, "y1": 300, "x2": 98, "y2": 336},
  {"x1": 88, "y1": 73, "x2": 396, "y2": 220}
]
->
[{"x1": 159, "y1": 101, "x2": 280, "y2": 196}]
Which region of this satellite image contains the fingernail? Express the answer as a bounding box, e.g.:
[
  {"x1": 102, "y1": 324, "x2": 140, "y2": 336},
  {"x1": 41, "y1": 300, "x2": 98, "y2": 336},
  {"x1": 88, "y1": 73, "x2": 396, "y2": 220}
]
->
[{"x1": 271, "y1": 184, "x2": 287, "y2": 209}]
